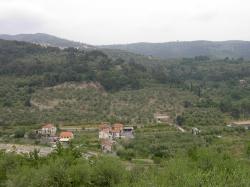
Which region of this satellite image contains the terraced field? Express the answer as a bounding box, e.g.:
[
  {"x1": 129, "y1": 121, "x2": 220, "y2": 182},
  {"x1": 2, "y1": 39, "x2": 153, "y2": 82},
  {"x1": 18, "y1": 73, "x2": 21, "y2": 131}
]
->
[{"x1": 29, "y1": 83, "x2": 198, "y2": 125}]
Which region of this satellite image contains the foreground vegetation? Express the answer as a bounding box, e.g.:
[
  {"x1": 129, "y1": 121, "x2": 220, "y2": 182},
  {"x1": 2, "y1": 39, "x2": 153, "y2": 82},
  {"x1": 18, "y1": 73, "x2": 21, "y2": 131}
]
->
[
  {"x1": 0, "y1": 144, "x2": 250, "y2": 187},
  {"x1": 1, "y1": 123, "x2": 250, "y2": 186}
]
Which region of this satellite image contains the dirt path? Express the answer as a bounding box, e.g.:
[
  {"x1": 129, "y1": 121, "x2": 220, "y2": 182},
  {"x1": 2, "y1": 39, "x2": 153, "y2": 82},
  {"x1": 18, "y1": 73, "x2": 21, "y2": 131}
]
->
[
  {"x1": 0, "y1": 143, "x2": 53, "y2": 156},
  {"x1": 176, "y1": 125, "x2": 186, "y2": 132}
]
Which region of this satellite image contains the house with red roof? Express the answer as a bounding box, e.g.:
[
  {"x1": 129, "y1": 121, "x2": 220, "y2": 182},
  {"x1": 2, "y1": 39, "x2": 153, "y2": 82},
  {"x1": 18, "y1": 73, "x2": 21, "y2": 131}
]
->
[
  {"x1": 39, "y1": 124, "x2": 57, "y2": 136},
  {"x1": 111, "y1": 123, "x2": 124, "y2": 138},
  {"x1": 98, "y1": 122, "x2": 130, "y2": 142},
  {"x1": 59, "y1": 131, "x2": 74, "y2": 142},
  {"x1": 99, "y1": 124, "x2": 111, "y2": 139}
]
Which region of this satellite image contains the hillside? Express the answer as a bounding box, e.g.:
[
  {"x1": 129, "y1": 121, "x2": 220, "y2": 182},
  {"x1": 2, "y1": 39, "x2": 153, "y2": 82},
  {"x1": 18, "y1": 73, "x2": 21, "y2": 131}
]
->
[
  {"x1": 101, "y1": 40, "x2": 250, "y2": 59},
  {"x1": 2, "y1": 39, "x2": 250, "y2": 187},
  {"x1": 0, "y1": 39, "x2": 164, "y2": 125},
  {"x1": 1, "y1": 39, "x2": 250, "y2": 126},
  {"x1": 3, "y1": 33, "x2": 250, "y2": 60},
  {"x1": 0, "y1": 33, "x2": 94, "y2": 49}
]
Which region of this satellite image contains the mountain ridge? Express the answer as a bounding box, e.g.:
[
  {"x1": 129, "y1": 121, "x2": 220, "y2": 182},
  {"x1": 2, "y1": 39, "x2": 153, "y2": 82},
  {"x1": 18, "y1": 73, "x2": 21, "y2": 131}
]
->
[
  {"x1": 0, "y1": 33, "x2": 94, "y2": 49},
  {"x1": 101, "y1": 40, "x2": 250, "y2": 59},
  {"x1": 2, "y1": 33, "x2": 250, "y2": 59}
]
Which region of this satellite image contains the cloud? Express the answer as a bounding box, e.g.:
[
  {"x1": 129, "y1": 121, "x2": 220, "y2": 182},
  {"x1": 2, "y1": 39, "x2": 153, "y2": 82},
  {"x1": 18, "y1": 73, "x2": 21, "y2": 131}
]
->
[
  {"x1": 192, "y1": 11, "x2": 219, "y2": 22},
  {"x1": 0, "y1": 14, "x2": 45, "y2": 34},
  {"x1": 0, "y1": 0, "x2": 250, "y2": 44},
  {"x1": 0, "y1": 2, "x2": 48, "y2": 34}
]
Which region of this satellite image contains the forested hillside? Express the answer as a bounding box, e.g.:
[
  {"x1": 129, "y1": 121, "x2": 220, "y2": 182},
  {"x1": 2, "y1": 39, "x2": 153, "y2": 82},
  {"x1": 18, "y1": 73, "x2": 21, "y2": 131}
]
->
[
  {"x1": 0, "y1": 39, "x2": 157, "y2": 125},
  {"x1": 2, "y1": 33, "x2": 250, "y2": 60},
  {"x1": 102, "y1": 40, "x2": 250, "y2": 59},
  {"x1": 1, "y1": 39, "x2": 250, "y2": 126},
  {"x1": 0, "y1": 33, "x2": 93, "y2": 49}
]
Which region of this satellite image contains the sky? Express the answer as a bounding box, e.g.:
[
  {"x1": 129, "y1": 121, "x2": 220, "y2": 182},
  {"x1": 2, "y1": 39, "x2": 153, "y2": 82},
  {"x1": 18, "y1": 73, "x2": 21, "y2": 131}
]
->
[{"x1": 0, "y1": 0, "x2": 250, "y2": 45}]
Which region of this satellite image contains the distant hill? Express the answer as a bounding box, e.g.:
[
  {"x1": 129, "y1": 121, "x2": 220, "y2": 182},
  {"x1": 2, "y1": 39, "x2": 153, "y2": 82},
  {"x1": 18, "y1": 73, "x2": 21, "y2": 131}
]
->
[
  {"x1": 0, "y1": 33, "x2": 94, "y2": 49},
  {"x1": 4, "y1": 33, "x2": 250, "y2": 60},
  {"x1": 101, "y1": 41, "x2": 250, "y2": 59}
]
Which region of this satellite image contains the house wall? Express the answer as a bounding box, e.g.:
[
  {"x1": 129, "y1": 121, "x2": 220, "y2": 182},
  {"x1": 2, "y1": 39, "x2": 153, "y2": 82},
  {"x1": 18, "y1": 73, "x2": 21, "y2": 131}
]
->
[
  {"x1": 99, "y1": 131, "x2": 110, "y2": 139},
  {"x1": 101, "y1": 144, "x2": 112, "y2": 152},
  {"x1": 41, "y1": 127, "x2": 57, "y2": 136}
]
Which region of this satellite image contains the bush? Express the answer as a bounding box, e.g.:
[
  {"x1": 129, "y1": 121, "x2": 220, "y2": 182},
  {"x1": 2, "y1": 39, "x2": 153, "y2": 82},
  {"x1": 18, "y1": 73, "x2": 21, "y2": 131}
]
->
[
  {"x1": 117, "y1": 148, "x2": 135, "y2": 160},
  {"x1": 14, "y1": 128, "x2": 25, "y2": 138},
  {"x1": 92, "y1": 156, "x2": 126, "y2": 187}
]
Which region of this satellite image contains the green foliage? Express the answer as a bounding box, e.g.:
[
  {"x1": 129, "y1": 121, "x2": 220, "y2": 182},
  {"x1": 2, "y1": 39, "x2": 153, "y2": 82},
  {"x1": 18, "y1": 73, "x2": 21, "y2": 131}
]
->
[
  {"x1": 1, "y1": 146, "x2": 250, "y2": 187},
  {"x1": 3, "y1": 121, "x2": 250, "y2": 187},
  {"x1": 246, "y1": 142, "x2": 250, "y2": 158},
  {"x1": 117, "y1": 148, "x2": 135, "y2": 160},
  {"x1": 1, "y1": 40, "x2": 250, "y2": 125},
  {"x1": 14, "y1": 128, "x2": 25, "y2": 138},
  {"x1": 180, "y1": 108, "x2": 226, "y2": 126},
  {"x1": 119, "y1": 125, "x2": 205, "y2": 159},
  {"x1": 92, "y1": 156, "x2": 126, "y2": 187}
]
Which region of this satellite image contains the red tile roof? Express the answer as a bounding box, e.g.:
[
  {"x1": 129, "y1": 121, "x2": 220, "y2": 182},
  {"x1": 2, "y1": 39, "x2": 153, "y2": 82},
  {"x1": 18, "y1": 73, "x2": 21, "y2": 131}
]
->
[
  {"x1": 113, "y1": 123, "x2": 124, "y2": 128},
  {"x1": 60, "y1": 131, "x2": 74, "y2": 138},
  {"x1": 99, "y1": 124, "x2": 111, "y2": 130},
  {"x1": 42, "y1": 124, "x2": 55, "y2": 129},
  {"x1": 111, "y1": 129, "x2": 121, "y2": 133},
  {"x1": 112, "y1": 123, "x2": 123, "y2": 132}
]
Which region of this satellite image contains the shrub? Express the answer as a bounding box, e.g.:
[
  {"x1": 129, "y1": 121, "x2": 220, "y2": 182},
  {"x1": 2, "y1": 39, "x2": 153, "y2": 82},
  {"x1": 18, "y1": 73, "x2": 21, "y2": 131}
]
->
[{"x1": 14, "y1": 128, "x2": 25, "y2": 138}]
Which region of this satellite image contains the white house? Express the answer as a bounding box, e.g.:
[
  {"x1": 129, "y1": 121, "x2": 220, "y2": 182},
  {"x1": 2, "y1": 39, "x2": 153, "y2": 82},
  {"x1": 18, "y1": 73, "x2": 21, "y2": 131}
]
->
[
  {"x1": 39, "y1": 124, "x2": 57, "y2": 136},
  {"x1": 98, "y1": 124, "x2": 111, "y2": 139},
  {"x1": 192, "y1": 127, "x2": 201, "y2": 135}
]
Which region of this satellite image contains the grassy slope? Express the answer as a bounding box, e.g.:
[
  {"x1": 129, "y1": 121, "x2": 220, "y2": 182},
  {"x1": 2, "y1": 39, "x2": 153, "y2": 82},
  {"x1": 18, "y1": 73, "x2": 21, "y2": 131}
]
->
[{"x1": 29, "y1": 83, "x2": 197, "y2": 125}]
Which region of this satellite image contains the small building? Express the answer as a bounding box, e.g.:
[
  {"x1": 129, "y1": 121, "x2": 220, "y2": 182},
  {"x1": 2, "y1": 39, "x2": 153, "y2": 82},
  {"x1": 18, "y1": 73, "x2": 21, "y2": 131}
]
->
[
  {"x1": 154, "y1": 114, "x2": 170, "y2": 123},
  {"x1": 59, "y1": 131, "x2": 74, "y2": 142},
  {"x1": 101, "y1": 139, "x2": 113, "y2": 153},
  {"x1": 111, "y1": 123, "x2": 124, "y2": 138},
  {"x1": 39, "y1": 124, "x2": 57, "y2": 137},
  {"x1": 231, "y1": 121, "x2": 250, "y2": 130},
  {"x1": 239, "y1": 79, "x2": 247, "y2": 87},
  {"x1": 99, "y1": 124, "x2": 111, "y2": 139},
  {"x1": 192, "y1": 127, "x2": 201, "y2": 135},
  {"x1": 122, "y1": 127, "x2": 134, "y2": 138}
]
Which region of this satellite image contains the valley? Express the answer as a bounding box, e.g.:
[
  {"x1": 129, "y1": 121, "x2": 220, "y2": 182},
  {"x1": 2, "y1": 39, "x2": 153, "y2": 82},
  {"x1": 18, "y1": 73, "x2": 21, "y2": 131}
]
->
[{"x1": 1, "y1": 37, "x2": 250, "y2": 186}]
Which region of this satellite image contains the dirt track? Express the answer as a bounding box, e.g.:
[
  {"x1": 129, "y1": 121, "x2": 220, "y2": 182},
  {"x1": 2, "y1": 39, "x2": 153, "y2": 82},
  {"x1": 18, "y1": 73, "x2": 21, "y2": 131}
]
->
[{"x1": 0, "y1": 143, "x2": 53, "y2": 156}]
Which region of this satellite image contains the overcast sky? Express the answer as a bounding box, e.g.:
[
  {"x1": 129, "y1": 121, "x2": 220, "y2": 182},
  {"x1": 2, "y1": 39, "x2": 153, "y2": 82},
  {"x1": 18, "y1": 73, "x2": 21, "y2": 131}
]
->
[{"x1": 0, "y1": 0, "x2": 250, "y2": 45}]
